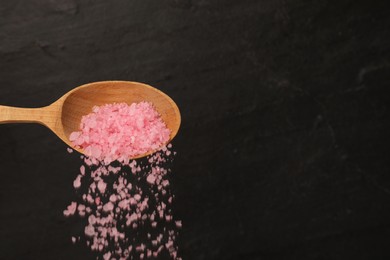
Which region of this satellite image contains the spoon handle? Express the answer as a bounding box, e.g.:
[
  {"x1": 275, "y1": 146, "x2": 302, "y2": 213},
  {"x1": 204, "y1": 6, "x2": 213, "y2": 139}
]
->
[{"x1": 0, "y1": 105, "x2": 46, "y2": 124}]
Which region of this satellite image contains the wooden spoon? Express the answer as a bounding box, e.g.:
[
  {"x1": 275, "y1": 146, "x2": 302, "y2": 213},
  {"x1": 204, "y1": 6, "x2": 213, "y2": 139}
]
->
[{"x1": 0, "y1": 81, "x2": 181, "y2": 158}]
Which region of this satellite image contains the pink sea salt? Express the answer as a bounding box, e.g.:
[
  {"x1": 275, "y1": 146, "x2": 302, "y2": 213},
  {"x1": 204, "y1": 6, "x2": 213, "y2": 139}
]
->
[
  {"x1": 80, "y1": 165, "x2": 85, "y2": 175},
  {"x1": 146, "y1": 174, "x2": 157, "y2": 185},
  {"x1": 109, "y1": 194, "x2": 117, "y2": 202},
  {"x1": 63, "y1": 202, "x2": 77, "y2": 217},
  {"x1": 85, "y1": 225, "x2": 95, "y2": 237},
  {"x1": 175, "y1": 220, "x2": 182, "y2": 228},
  {"x1": 103, "y1": 202, "x2": 114, "y2": 212},
  {"x1": 69, "y1": 102, "x2": 170, "y2": 163},
  {"x1": 103, "y1": 252, "x2": 111, "y2": 260},
  {"x1": 64, "y1": 102, "x2": 181, "y2": 260},
  {"x1": 73, "y1": 175, "x2": 82, "y2": 189},
  {"x1": 97, "y1": 180, "x2": 107, "y2": 193}
]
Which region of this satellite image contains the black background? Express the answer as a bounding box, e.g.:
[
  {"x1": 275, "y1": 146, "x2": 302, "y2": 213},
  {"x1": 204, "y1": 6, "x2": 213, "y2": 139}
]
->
[{"x1": 1, "y1": 0, "x2": 390, "y2": 259}]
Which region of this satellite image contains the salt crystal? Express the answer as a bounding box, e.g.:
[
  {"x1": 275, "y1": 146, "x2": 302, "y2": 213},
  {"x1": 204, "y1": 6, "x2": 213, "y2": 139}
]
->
[
  {"x1": 136, "y1": 243, "x2": 146, "y2": 252},
  {"x1": 146, "y1": 174, "x2": 156, "y2": 185},
  {"x1": 118, "y1": 199, "x2": 129, "y2": 209},
  {"x1": 77, "y1": 204, "x2": 85, "y2": 212},
  {"x1": 103, "y1": 202, "x2": 114, "y2": 212},
  {"x1": 80, "y1": 165, "x2": 85, "y2": 175},
  {"x1": 165, "y1": 240, "x2": 173, "y2": 249},
  {"x1": 90, "y1": 182, "x2": 96, "y2": 193},
  {"x1": 175, "y1": 220, "x2": 182, "y2": 228},
  {"x1": 73, "y1": 175, "x2": 82, "y2": 189},
  {"x1": 88, "y1": 215, "x2": 96, "y2": 225},
  {"x1": 69, "y1": 132, "x2": 80, "y2": 142},
  {"x1": 85, "y1": 158, "x2": 93, "y2": 166},
  {"x1": 85, "y1": 225, "x2": 95, "y2": 237},
  {"x1": 103, "y1": 252, "x2": 111, "y2": 260},
  {"x1": 157, "y1": 245, "x2": 164, "y2": 253},
  {"x1": 63, "y1": 202, "x2": 77, "y2": 217},
  {"x1": 108, "y1": 165, "x2": 120, "y2": 174},
  {"x1": 97, "y1": 180, "x2": 107, "y2": 194},
  {"x1": 109, "y1": 194, "x2": 117, "y2": 202},
  {"x1": 126, "y1": 213, "x2": 138, "y2": 226},
  {"x1": 86, "y1": 194, "x2": 94, "y2": 204},
  {"x1": 134, "y1": 194, "x2": 141, "y2": 201}
]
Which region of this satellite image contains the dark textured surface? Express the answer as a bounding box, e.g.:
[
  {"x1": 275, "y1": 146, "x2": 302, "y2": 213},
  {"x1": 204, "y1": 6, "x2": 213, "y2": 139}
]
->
[{"x1": 1, "y1": 0, "x2": 390, "y2": 259}]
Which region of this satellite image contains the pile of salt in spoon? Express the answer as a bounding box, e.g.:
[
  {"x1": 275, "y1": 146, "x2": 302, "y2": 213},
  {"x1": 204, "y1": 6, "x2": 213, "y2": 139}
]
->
[
  {"x1": 63, "y1": 102, "x2": 182, "y2": 260},
  {"x1": 69, "y1": 102, "x2": 171, "y2": 164}
]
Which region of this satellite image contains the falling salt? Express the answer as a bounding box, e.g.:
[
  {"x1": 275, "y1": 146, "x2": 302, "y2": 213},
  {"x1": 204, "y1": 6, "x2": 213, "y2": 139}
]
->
[
  {"x1": 63, "y1": 201, "x2": 77, "y2": 217},
  {"x1": 73, "y1": 175, "x2": 82, "y2": 189},
  {"x1": 64, "y1": 102, "x2": 181, "y2": 259}
]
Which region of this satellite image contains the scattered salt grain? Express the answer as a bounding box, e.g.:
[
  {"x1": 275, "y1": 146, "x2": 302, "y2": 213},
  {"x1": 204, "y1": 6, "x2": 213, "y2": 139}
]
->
[
  {"x1": 103, "y1": 252, "x2": 111, "y2": 260},
  {"x1": 103, "y1": 202, "x2": 114, "y2": 212},
  {"x1": 109, "y1": 194, "x2": 117, "y2": 202},
  {"x1": 85, "y1": 225, "x2": 95, "y2": 237},
  {"x1": 73, "y1": 175, "x2": 82, "y2": 189},
  {"x1": 77, "y1": 204, "x2": 85, "y2": 212},
  {"x1": 134, "y1": 194, "x2": 141, "y2": 201},
  {"x1": 80, "y1": 165, "x2": 85, "y2": 175},
  {"x1": 146, "y1": 174, "x2": 157, "y2": 185},
  {"x1": 63, "y1": 202, "x2": 77, "y2": 217},
  {"x1": 175, "y1": 220, "x2": 182, "y2": 228},
  {"x1": 97, "y1": 180, "x2": 107, "y2": 193}
]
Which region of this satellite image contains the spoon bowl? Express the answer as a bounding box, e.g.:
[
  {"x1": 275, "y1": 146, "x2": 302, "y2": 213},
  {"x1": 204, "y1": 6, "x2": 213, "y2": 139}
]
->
[{"x1": 0, "y1": 81, "x2": 181, "y2": 159}]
